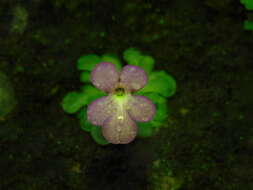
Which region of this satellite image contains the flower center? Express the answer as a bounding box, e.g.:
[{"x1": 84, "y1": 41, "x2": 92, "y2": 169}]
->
[{"x1": 115, "y1": 87, "x2": 125, "y2": 96}]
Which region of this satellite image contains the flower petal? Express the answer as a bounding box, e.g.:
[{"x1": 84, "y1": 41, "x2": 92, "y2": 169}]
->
[
  {"x1": 91, "y1": 62, "x2": 119, "y2": 92},
  {"x1": 128, "y1": 95, "x2": 156, "y2": 122},
  {"x1": 102, "y1": 112, "x2": 138, "y2": 144},
  {"x1": 87, "y1": 96, "x2": 116, "y2": 126},
  {"x1": 120, "y1": 65, "x2": 147, "y2": 92}
]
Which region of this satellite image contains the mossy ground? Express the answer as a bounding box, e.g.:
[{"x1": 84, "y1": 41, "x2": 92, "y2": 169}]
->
[{"x1": 0, "y1": 0, "x2": 252, "y2": 190}]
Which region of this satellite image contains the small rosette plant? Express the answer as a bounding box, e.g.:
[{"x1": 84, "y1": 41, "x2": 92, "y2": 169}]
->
[
  {"x1": 61, "y1": 48, "x2": 176, "y2": 145},
  {"x1": 240, "y1": 0, "x2": 253, "y2": 31}
]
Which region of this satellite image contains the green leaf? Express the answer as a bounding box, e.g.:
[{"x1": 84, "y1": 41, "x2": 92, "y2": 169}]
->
[
  {"x1": 101, "y1": 53, "x2": 122, "y2": 71},
  {"x1": 136, "y1": 92, "x2": 165, "y2": 104},
  {"x1": 76, "y1": 85, "x2": 106, "y2": 131},
  {"x1": 123, "y1": 48, "x2": 154, "y2": 73},
  {"x1": 138, "y1": 71, "x2": 176, "y2": 97},
  {"x1": 62, "y1": 85, "x2": 106, "y2": 114},
  {"x1": 61, "y1": 91, "x2": 89, "y2": 114},
  {"x1": 77, "y1": 103, "x2": 109, "y2": 145},
  {"x1": 78, "y1": 107, "x2": 93, "y2": 132},
  {"x1": 80, "y1": 71, "x2": 90, "y2": 83},
  {"x1": 138, "y1": 55, "x2": 155, "y2": 73},
  {"x1": 241, "y1": 0, "x2": 253, "y2": 10},
  {"x1": 123, "y1": 48, "x2": 143, "y2": 65},
  {"x1": 80, "y1": 85, "x2": 106, "y2": 104},
  {"x1": 244, "y1": 20, "x2": 253, "y2": 31},
  {"x1": 137, "y1": 122, "x2": 154, "y2": 137},
  {"x1": 77, "y1": 54, "x2": 101, "y2": 71},
  {"x1": 152, "y1": 99, "x2": 168, "y2": 124},
  {"x1": 157, "y1": 101, "x2": 168, "y2": 119},
  {"x1": 91, "y1": 126, "x2": 110, "y2": 145}
]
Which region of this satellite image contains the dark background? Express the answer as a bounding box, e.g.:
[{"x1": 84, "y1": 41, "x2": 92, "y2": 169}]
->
[{"x1": 0, "y1": 0, "x2": 252, "y2": 189}]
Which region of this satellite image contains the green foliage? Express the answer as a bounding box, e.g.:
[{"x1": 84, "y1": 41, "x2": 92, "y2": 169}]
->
[
  {"x1": 240, "y1": 0, "x2": 253, "y2": 31},
  {"x1": 62, "y1": 85, "x2": 106, "y2": 114},
  {"x1": 62, "y1": 92, "x2": 88, "y2": 114},
  {"x1": 101, "y1": 53, "x2": 122, "y2": 71},
  {"x1": 62, "y1": 48, "x2": 176, "y2": 144},
  {"x1": 77, "y1": 104, "x2": 109, "y2": 145},
  {"x1": 78, "y1": 53, "x2": 122, "y2": 83},
  {"x1": 80, "y1": 85, "x2": 106, "y2": 102},
  {"x1": 123, "y1": 48, "x2": 142, "y2": 65},
  {"x1": 63, "y1": 53, "x2": 121, "y2": 145},
  {"x1": 77, "y1": 54, "x2": 101, "y2": 71},
  {"x1": 62, "y1": 85, "x2": 107, "y2": 144},
  {"x1": 138, "y1": 71, "x2": 176, "y2": 98},
  {"x1": 123, "y1": 48, "x2": 154, "y2": 73},
  {"x1": 91, "y1": 126, "x2": 110, "y2": 145},
  {"x1": 136, "y1": 92, "x2": 169, "y2": 137},
  {"x1": 0, "y1": 72, "x2": 16, "y2": 118},
  {"x1": 244, "y1": 20, "x2": 253, "y2": 30},
  {"x1": 137, "y1": 123, "x2": 154, "y2": 137},
  {"x1": 80, "y1": 71, "x2": 90, "y2": 83},
  {"x1": 10, "y1": 6, "x2": 28, "y2": 34},
  {"x1": 240, "y1": 0, "x2": 253, "y2": 10},
  {"x1": 77, "y1": 108, "x2": 92, "y2": 132}
]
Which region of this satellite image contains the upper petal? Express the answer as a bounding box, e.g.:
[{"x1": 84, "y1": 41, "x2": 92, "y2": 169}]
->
[
  {"x1": 91, "y1": 62, "x2": 119, "y2": 92},
  {"x1": 102, "y1": 112, "x2": 138, "y2": 144},
  {"x1": 128, "y1": 95, "x2": 156, "y2": 122},
  {"x1": 120, "y1": 65, "x2": 147, "y2": 92},
  {"x1": 87, "y1": 96, "x2": 116, "y2": 126}
]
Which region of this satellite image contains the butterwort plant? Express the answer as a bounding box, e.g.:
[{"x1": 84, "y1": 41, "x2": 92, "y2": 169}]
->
[
  {"x1": 62, "y1": 48, "x2": 176, "y2": 145},
  {"x1": 87, "y1": 62, "x2": 155, "y2": 144}
]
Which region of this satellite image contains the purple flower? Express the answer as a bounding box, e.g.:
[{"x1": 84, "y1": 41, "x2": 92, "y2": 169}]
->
[{"x1": 87, "y1": 62, "x2": 156, "y2": 144}]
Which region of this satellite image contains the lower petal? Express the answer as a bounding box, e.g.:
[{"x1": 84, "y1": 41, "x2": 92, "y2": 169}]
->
[
  {"x1": 128, "y1": 95, "x2": 156, "y2": 122},
  {"x1": 87, "y1": 96, "x2": 116, "y2": 126},
  {"x1": 102, "y1": 112, "x2": 138, "y2": 144}
]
